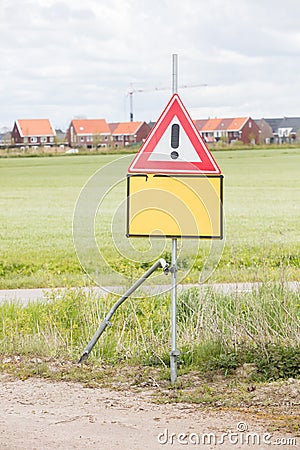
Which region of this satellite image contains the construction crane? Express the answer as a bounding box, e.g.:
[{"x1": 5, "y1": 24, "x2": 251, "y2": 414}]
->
[{"x1": 127, "y1": 82, "x2": 208, "y2": 121}]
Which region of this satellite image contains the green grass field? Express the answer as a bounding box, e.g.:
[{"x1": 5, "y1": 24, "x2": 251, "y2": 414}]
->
[
  {"x1": 0, "y1": 149, "x2": 300, "y2": 386},
  {"x1": 0, "y1": 148, "x2": 299, "y2": 288}
]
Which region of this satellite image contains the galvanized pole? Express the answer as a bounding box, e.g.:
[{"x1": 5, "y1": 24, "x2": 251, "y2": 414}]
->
[
  {"x1": 170, "y1": 236, "x2": 179, "y2": 383},
  {"x1": 172, "y1": 53, "x2": 178, "y2": 95},
  {"x1": 170, "y1": 53, "x2": 179, "y2": 384},
  {"x1": 129, "y1": 83, "x2": 134, "y2": 122}
]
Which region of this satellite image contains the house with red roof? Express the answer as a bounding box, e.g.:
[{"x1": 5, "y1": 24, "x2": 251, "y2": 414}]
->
[
  {"x1": 109, "y1": 121, "x2": 150, "y2": 147},
  {"x1": 11, "y1": 119, "x2": 56, "y2": 146},
  {"x1": 195, "y1": 117, "x2": 260, "y2": 144},
  {"x1": 66, "y1": 119, "x2": 112, "y2": 148}
]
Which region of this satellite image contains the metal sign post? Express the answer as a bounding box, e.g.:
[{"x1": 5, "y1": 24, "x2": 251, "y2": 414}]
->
[
  {"x1": 170, "y1": 53, "x2": 179, "y2": 384},
  {"x1": 172, "y1": 53, "x2": 178, "y2": 96},
  {"x1": 78, "y1": 54, "x2": 224, "y2": 387},
  {"x1": 170, "y1": 236, "x2": 179, "y2": 383},
  {"x1": 126, "y1": 53, "x2": 223, "y2": 385}
]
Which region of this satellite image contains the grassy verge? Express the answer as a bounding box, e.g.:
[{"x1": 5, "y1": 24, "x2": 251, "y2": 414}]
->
[
  {"x1": 0, "y1": 284, "x2": 299, "y2": 433},
  {"x1": 0, "y1": 285, "x2": 299, "y2": 379}
]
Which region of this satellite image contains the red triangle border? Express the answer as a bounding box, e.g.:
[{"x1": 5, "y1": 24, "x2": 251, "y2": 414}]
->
[{"x1": 128, "y1": 94, "x2": 221, "y2": 174}]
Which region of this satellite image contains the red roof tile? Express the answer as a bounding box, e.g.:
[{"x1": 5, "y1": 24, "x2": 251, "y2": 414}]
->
[
  {"x1": 17, "y1": 119, "x2": 55, "y2": 137},
  {"x1": 108, "y1": 122, "x2": 120, "y2": 133},
  {"x1": 226, "y1": 117, "x2": 248, "y2": 131},
  {"x1": 216, "y1": 118, "x2": 235, "y2": 130},
  {"x1": 201, "y1": 118, "x2": 223, "y2": 132},
  {"x1": 72, "y1": 119, "x2": 110, "y2": 135},
  {"x1": 111, "y1": 122, "x2": 143, "y2": 135},
  {"x1": 194, "y1": 119, "x2": 208, "y2": 131},
  {"x1": 194, "y1": 117, "x2": 250, "y2": 132}
]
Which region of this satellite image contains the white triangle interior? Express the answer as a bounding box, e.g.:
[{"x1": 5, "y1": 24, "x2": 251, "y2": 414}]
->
[{"x1": 148, "y1": 116, "x2": 202, "y2": 162}]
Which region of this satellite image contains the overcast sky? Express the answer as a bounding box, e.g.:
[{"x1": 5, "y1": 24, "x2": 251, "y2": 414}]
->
[{"x1": 1, "y1": 0, "x2": 300, "y2": 130}]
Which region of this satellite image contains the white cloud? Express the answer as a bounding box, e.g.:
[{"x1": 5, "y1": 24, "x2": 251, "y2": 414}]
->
[{"x1": 1, "y1": 0, "x2": 300, "y2": 129}]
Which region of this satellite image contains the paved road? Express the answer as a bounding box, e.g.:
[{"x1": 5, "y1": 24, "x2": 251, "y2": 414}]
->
[{"x1": 0, "y1": 282, "x2": 299, "y2": 305}]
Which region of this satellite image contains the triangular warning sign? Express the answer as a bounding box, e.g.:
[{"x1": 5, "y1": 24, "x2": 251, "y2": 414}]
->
[{"x1": 128, "y1": 93, "x2": 221, "y2": 174}]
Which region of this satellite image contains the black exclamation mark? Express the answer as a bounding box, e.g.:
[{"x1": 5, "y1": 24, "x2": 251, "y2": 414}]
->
[{"x1": 170, "y1": 124, "x2": 180, "y2": 159}]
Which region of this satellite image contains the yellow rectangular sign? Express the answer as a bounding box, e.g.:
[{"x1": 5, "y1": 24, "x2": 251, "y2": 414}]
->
[{"x1": 126, "y1": 174, "x2": 223, "y2": 239}]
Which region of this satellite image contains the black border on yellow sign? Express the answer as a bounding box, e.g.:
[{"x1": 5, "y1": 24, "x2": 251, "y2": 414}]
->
[{"x1": 126, "y1": 174, "x2": 224, "y2": 239}]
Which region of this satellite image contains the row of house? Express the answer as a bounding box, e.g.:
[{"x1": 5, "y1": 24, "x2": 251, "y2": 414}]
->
[
  {"x1": 1, "y1": 116, "x2": 300, "y2": 149},
  {"x1": 6, "y1": 119, "x2": 151, "y2": 149},
  {"x1": 256, "y1": 117, "x2": 300, "y2": 144},
  {"x1": 195, "y1": 116, "x2": 300, "y2": 144},
  {"x1": 195, "y1": 117, "x2": 259, "y2": 144},
  {"x1": 67, "y1": 119, "x2": 151, "y2": 148}
]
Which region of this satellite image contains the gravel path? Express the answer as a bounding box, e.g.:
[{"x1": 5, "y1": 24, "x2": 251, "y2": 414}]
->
[
  {"x1": 0, "y1": 282, "x2": 299, "y2": 305},
  {"x1": 0, "y1": 375, "x2": 298, "y2": 450}
]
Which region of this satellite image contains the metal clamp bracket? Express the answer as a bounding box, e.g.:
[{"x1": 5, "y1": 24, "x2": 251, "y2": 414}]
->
[{"x1": 169, "y1": 265, "x2": 178, "y2": 274}]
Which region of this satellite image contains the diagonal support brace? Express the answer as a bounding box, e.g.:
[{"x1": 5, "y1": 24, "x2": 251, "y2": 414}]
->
[{"x1": 78, "y1": 258, "x2": 169, "y2": 363}]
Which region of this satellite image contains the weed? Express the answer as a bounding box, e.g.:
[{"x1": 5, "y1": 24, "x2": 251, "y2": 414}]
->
[{"x1": 0, "y1": 284, "x2": 299, "y2": 381}]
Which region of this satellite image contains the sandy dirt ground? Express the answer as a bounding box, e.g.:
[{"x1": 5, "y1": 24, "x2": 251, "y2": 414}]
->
[{"x1": 0, "y1": 375, "x2": 298, "y2": 450}]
